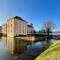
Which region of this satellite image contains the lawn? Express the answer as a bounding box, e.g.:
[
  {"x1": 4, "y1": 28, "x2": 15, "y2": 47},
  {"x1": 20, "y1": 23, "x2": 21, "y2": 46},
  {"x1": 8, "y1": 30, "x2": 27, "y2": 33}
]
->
[
  {"x1": 35, "y1": 40, "x2": 60, "y2": 60},
  {"x1": 15, "y1": 35, "x2": 48, "y2": 42}
]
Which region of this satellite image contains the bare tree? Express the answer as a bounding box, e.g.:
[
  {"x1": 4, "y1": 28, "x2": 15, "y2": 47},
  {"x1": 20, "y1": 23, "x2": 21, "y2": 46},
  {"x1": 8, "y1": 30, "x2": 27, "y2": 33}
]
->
[{"x1": 42, "y1": 21, "x2": 55, "y2": 35}]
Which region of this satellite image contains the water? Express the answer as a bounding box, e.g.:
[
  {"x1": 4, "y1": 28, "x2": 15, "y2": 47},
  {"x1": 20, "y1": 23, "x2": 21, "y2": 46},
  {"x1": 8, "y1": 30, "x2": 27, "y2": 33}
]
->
[
  {"x1": 16, "y1": 42, "x2": 47, "y2": 60},
  {"x1": 24, "y1": 39, "x2": 56, "y2": 57},
  {"x1": 17, "y1": 42, "x2": 46, "y2": 60},
  {"x1": 0, "y1": 38, "x2": 56, "y2": 60},
  {"x1": 27, "y1": 42, "x2": 46, "y2": 56},
  {"x1": 0, "y1": 40, "x2": 13, "y2": 60},
  {"x1": 47, "y1": 39, "x2": 56, "y2": 45}
]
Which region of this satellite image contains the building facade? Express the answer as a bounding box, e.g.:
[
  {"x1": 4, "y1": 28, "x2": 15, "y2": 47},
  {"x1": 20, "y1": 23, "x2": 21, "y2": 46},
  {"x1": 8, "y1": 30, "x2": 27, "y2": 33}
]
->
[
  {"x1": 27, "y1": 24, "x2": 34, "y2": 34},
  {"x1": 2, "y1": 16, "x2": 34, "y2": 37},
  {"x1": 2, "y1": 16, "x2": 34, "y2": 55},
  {"x1": 7, "y1": 16, "x2": 28, "y2": 37}
]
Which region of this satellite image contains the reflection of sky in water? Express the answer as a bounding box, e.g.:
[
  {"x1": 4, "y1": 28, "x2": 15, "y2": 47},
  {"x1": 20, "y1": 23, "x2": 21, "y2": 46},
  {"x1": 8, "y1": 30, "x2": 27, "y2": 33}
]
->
[
  {"x1": 0, "y1": 37, "x2": 56, "y2": 60},
  {"x1": 27, "y1": 39, "x2": 56, "y2": 55},
  {"x1": 27, "y1": 42, "x2": 45, "y2": 55},
  {"x1": 0, "y1": 41, "x2": 13, "y2": 60},
  {"x1": 48, "y1": 39, "x2": 56, "y2": 44}
]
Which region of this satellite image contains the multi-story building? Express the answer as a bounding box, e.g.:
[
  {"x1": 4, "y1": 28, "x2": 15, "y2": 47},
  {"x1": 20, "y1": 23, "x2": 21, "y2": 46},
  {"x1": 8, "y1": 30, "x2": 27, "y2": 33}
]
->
[
  {"x1": 27, "y1": 24, "x2": 34, "y2": 34},
  {"x1": 2, "y1": 16, "x2": 34, "y2": 55},
  {"x1": 6, "y1": 16, "x2": 28, "y2": 55},
  {"x1": 2, "y1": 16, "x2": 34, "y2": 37},
  {"x1": 7, "y1": 16, "x2": 28, "y2": 37}
]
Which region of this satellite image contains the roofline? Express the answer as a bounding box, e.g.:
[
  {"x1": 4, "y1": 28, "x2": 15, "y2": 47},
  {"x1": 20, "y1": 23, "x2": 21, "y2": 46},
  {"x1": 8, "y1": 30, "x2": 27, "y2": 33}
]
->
[
  {"x1": 7, "y1": 16, "x2": 28, "y2": 23},
  {"x1": 27, "y1": 24, "x2": 33, "y2": 28}
]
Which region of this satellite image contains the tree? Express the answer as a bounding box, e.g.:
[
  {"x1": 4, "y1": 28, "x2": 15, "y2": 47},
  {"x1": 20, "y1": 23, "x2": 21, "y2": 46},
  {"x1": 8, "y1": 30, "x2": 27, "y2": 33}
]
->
[{"x1": 42, "y1": 21, "x2": 55, "y2": 35}]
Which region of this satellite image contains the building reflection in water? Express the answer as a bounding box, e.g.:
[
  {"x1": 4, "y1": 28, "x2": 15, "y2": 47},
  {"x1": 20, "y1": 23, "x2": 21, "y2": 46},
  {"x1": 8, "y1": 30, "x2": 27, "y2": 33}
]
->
[
  {"x1": 0, "y1": 39, "x2": 13, "y2": 60},
  {"x1": 2, "y1": 36, "x2": 32, "y2": 56},
  {"x1": 2, "y1": 36, "x2": 51, "y2": 60}
]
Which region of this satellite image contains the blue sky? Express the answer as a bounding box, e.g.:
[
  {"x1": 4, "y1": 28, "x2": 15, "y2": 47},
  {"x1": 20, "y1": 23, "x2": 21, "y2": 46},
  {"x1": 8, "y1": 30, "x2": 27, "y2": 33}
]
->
[{"x1": 0, "y1": 0, "x2": 60, "y2": 31}]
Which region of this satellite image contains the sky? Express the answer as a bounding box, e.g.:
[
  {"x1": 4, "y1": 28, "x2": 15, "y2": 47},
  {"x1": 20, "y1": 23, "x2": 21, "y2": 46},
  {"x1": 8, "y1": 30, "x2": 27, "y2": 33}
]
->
[{"x1": 0, "y1": 0, "x2": 60, "y2": 31}]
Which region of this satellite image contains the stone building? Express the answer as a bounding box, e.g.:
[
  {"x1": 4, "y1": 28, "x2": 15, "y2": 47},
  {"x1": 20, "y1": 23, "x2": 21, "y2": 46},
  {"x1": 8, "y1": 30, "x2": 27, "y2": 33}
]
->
[
  {"x1": 27, "y1": 24, "x2": 34, "y2": 34},
  {"x1": 2, "y1": 16, "x2": 34, "y2": 37},
  {"x1": 7, "y1": 16, "x2": 28, "y2": 37},
  {"x1": 2, "y1": 16, "x2": 34, "y2": 55}
]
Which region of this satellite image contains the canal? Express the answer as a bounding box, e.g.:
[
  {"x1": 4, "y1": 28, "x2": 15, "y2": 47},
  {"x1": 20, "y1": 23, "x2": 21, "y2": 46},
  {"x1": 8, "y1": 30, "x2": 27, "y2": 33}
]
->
[
  {"x1": 0, "y1": 38, "x2": 13, "y2": 60},
  {"x1": 0, "y1": 38, "x2": 56, "y2": 60}
]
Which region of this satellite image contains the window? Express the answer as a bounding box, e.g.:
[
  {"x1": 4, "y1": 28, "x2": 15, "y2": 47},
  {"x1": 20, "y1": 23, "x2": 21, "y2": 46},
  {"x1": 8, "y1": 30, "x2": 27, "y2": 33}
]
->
[
  {"x1": 11, "y1": 24, "x2": 12, "y2": 27},
  {"x1": 11, "y1": 29, "x2": 12, "y2": 33}
]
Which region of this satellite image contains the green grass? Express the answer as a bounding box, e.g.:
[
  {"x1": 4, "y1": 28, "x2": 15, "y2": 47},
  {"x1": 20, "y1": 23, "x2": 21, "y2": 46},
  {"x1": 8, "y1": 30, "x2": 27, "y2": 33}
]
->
[
  {"x1": 15, "y1": 36, "x2": 48, "y2": 42},
  {"x1": 15, "y1": 36, "x2": 34, "y2": 41},
  {"x1": 35, "y1": 40, "x2": 60, "y2": 60}
]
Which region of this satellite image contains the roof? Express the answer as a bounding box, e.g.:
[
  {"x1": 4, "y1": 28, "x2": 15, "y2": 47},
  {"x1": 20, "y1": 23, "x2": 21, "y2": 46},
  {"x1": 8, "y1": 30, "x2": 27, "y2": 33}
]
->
[
  {"x1": 7, "y1": 16, "x2": 28, "y2": 23},
  {"x1": 27, "y1": 24, "x2": 33, "y2": 28},
  {"x1": 14, "y1": 16, "x2": 28, "y2": 23}
]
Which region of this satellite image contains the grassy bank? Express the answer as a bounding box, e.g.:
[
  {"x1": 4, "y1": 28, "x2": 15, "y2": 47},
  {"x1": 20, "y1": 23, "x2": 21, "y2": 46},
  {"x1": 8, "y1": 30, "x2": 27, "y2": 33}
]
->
[
  {"x1": 35, "y1": 40, "x2": 60, "y2": 60},
  {"x1": 15, "y1": 35, "x2": 50, "y2": 42}
]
